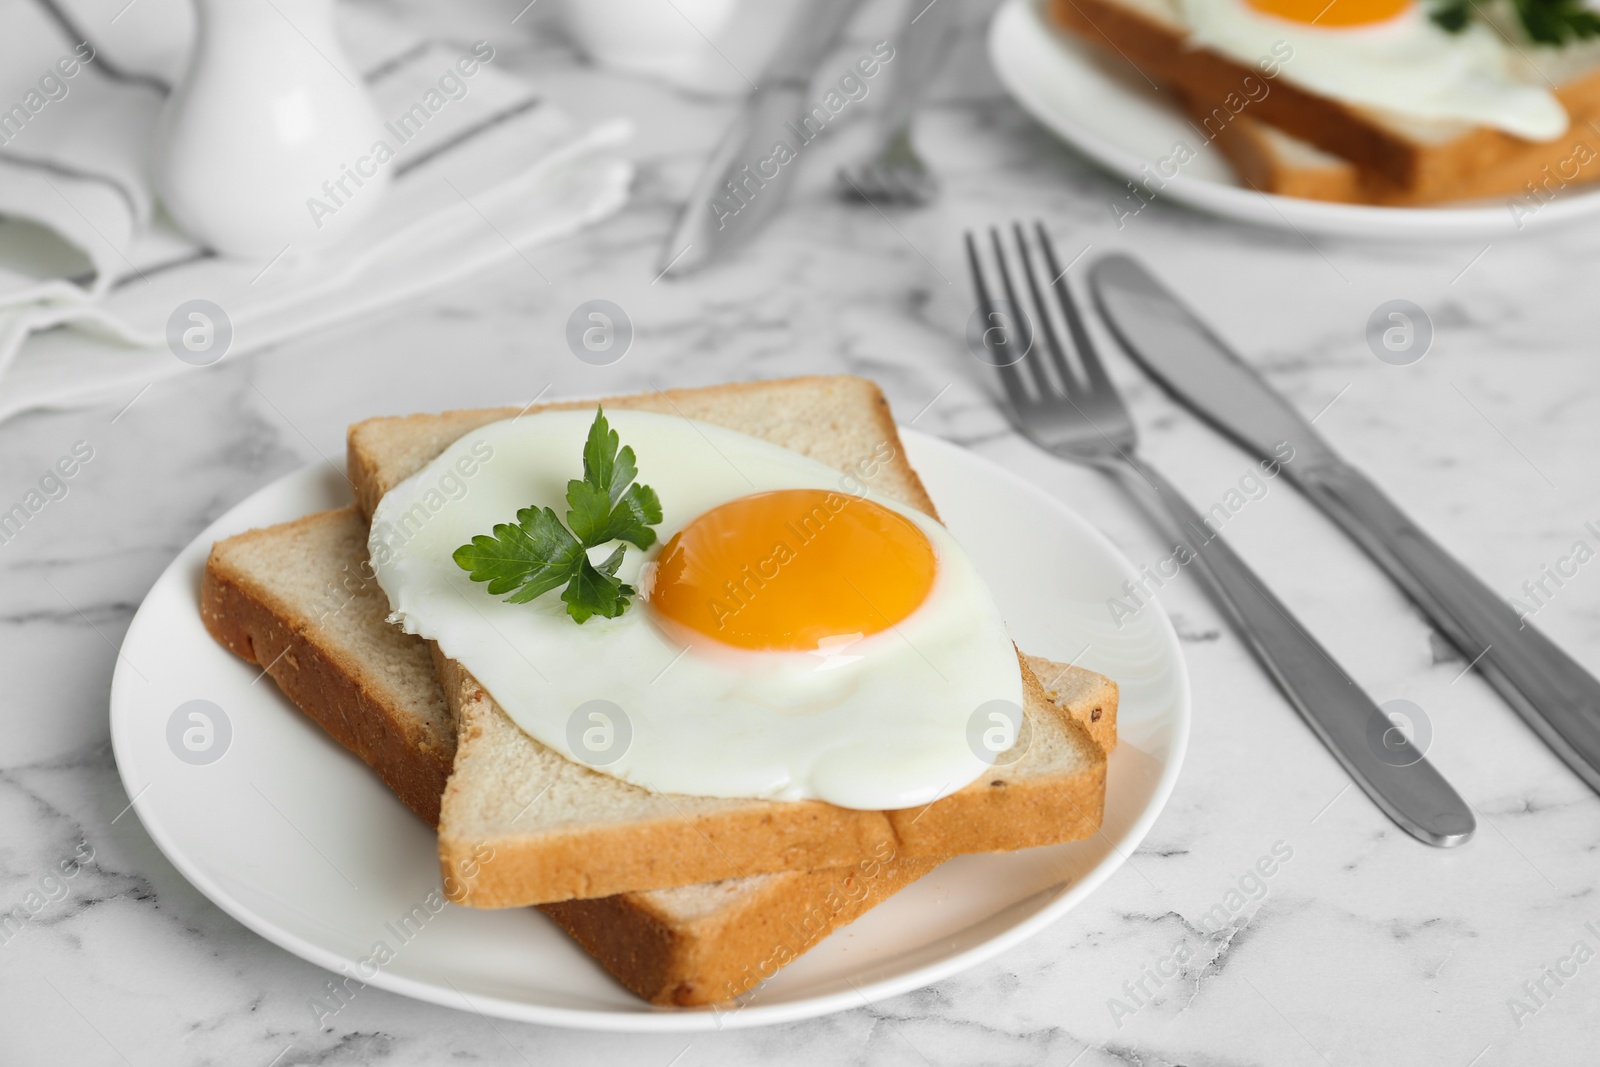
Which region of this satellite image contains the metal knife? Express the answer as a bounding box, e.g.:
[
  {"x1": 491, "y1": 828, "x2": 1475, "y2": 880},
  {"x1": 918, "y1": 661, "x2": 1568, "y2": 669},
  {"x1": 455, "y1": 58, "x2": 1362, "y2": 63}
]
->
[
  {"x1": 1090, "y1": 253, "x2": 1600, "y2": 794},
  {"x1": 657, "y1": 0, "x2": 859, "y2": 277}
]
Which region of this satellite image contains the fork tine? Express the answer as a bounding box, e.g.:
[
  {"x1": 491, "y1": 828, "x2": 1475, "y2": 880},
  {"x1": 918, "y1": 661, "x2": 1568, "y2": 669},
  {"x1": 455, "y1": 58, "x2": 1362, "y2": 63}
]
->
[
  {"x1": 987, "y1": 227, "x2": 1054, "y2": 403},
  {"x1": 1011, "y1": 221, "x2": 1078, "y2": 400},
  {"x1": 1034, "y1": 222, "x2": 1113, "y2": 392},
  {"x1": 963, "y1": 230, "x2": 1030, "y2": 411}
]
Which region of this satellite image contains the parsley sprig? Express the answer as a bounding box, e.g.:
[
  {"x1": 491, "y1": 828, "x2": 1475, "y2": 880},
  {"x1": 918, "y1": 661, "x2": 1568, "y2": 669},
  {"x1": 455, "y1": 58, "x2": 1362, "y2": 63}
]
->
[
  {"x1": 1432, "y1": 0, "x2": 1600, "y2": 45},
  {"x1": 452, "y1": 407, "x2": 663, "y2": 623}
]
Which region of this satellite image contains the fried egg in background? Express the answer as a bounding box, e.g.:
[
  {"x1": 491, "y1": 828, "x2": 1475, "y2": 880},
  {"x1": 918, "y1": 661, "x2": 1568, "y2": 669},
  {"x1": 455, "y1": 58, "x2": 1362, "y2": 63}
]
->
[
  {"x1": 369, "y1": 409, "x2": 1024, "y2": 811},
  {"x1": 1179, "y1": 0, "x2": 1569, "y2": 140}
]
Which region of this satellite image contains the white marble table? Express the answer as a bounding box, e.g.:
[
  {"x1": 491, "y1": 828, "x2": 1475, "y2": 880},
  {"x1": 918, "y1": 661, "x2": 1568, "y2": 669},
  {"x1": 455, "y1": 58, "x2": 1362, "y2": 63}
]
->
[{"x1": 3, "y1": 2, "x2": 1598, "y2": 1064}]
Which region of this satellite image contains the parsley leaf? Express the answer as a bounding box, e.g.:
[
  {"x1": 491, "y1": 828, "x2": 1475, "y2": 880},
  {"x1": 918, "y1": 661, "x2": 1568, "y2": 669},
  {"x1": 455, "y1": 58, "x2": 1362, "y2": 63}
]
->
[
  {"x1": 565, "y1": 407, "x2": 663, "y2": 549},
  {"x1": 579, "y1": 405, "x2": 643, "y2": 509},
  {"x1": 1431, "y1": 0, "x2": 1470, "y2": 30},
  {"x1": 572, "y1": 480, "x2": 663, "y2": 549},
  {"x1": 564, "y1": 479, "x2": 616, "y2": 545},
  {"x1": 562, "y1": 546, "x2": 634, "y2": 624},
  {"x1": 1433, "y1": 0, "x2": 1600, "y2": 43},
  {"x1": 452, "y1": 506, "x2": 583, "y2": 603},
  {"x1": 454, "y1": 406, "x2": 663, "y2": 623},
  {"x1": 1518, "y1": 0, "x2": 1600, "y2": 43}
]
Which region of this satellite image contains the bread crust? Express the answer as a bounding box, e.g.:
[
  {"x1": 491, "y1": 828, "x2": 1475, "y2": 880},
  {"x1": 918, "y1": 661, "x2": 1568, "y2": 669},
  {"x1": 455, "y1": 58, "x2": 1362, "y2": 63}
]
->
[
  {"x1": 1191, "y1": 96, "x2": 1600, "y2": 206},
  {"x1": 347, "y1": 375, "x2": 939, "y2": 523},
  {"x1": 541, "y1": 856, "x2": 939, "y2": 1006},
  {"x1": 434, "y1": 647, "x2": 1105, "y2": 907},
  {"x1": 200, "y1": 508, "x2": 454, "y2": 824}
]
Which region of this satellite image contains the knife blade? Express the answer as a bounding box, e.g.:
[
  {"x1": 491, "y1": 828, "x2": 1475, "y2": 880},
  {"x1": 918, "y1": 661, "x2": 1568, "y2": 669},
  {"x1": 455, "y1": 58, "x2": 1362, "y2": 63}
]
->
[
  {"x1": 657, "y1": 0, "x2": 859, "y2": 277},
  {"x1": 1090, "y1": 253, "x2": 1600, "y2": 794}
]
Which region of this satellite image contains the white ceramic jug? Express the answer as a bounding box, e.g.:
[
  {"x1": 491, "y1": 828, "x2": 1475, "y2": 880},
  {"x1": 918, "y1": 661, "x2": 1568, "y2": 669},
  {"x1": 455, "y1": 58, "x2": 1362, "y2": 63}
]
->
[{"x1": 153, "y1": 0, "x2": 390, "y2": 258}]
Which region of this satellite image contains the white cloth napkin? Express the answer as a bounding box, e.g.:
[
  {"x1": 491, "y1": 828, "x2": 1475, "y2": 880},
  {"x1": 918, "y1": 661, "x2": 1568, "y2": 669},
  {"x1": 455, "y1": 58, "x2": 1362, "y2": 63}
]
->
[{"x1": 0, "y1": 0, "x2": 633, "y2": 424}]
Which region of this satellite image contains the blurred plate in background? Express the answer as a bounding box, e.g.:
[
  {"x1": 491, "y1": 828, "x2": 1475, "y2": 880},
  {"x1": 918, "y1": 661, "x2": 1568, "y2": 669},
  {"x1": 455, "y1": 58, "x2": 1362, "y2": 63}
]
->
[{"x1": 988, "y1": 0, "x2": 1600, "y2": 241}]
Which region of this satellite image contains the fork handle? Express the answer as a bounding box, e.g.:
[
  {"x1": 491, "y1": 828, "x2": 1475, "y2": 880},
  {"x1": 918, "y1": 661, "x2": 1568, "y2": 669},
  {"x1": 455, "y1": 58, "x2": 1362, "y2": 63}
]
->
[
  {"x1": 1102, "y1": 456, "x2": 1476, "y2": 847},
  {"x1": 1299, "y1": 462, "x2": 1600, "y2": 793}
]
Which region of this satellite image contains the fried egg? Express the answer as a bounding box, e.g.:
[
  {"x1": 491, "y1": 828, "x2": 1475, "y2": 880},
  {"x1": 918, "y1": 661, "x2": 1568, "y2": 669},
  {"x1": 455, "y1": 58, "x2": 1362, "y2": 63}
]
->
[
  {"x1": 1181, "y1": 0, "x2": 1567, "y2": 140},
  {"x1": 369, "y1": 409, "x2": 1023, "y2": 810}
]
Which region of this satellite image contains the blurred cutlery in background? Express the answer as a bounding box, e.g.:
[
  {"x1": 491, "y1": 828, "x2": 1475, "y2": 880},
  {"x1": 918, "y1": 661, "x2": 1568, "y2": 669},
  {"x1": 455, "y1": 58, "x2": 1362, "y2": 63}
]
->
[
  {"x1": 658, "y1": 0, "x2": 858, "y2": 277},
  {"x1": 836, "y1": 0, "x2": 960, "y2": 206}
]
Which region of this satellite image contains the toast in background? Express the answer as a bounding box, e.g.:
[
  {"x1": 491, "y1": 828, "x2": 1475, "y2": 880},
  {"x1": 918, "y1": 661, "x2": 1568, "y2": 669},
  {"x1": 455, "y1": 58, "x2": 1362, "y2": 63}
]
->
[
  {"x1": 201, "y1": 505, "x2": 1119, "y2": 1005},
  {"x1": 1188, "y1": 94, "x2": 1600, "y2": 207},
  {"x1": 1048, "y1": 0, "x2": 1600, "y2": 200},
  {"x1": 348, "y1": 377, "x2": 1109, "y2": 908}
]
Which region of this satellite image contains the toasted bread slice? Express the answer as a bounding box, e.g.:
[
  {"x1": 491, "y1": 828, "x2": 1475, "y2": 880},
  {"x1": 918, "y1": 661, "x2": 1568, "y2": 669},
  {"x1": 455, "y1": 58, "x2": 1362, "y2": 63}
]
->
[
  {"x1": 1184, "y1": 93, "x2": 1600, "y2": 207},
  {"x1": 347, "y1": 376, "x2": 1109, "y2": 908},
  {"x1": 200, "y1": 505, "x2": 1119, "y2": 1004},
  {"x1": 347, "y1": 376, "x2": 937, "y2": 523},
  {"x1": 1048, "y1": 0, "x2": 1600, "y2": 196},
  {"x1": 430, "y1": 651, "x2": 1097, "y2": 906}
]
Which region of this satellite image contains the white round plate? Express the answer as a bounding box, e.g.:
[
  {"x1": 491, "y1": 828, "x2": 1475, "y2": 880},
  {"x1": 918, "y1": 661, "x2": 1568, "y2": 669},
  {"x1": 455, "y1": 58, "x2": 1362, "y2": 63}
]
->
[
  {"x1": 988, "y1": 0, "x2": 1600, "y2": 240},
  {"x1": 110, "y1": 428, "x2": 1190, "y2": 1031}
]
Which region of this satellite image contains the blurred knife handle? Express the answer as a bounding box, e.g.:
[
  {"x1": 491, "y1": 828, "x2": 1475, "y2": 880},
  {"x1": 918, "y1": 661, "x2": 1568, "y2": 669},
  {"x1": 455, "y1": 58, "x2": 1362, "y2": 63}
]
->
[{"x1": 658, "y1": 84, "x2": 806, "y2": 276}]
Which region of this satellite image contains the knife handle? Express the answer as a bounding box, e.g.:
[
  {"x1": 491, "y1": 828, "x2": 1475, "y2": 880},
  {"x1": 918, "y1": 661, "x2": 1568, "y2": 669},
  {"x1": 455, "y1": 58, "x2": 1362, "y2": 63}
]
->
[
  {"x1": 1300, "y1": 463, "x2": 1600, "y2": 793},
  {"x1": 1105, "y1": 456, "x2": 1475, "y2": 846},
  {"x1": 876, "y1": 0, "x2": 959, "y2": 134}
]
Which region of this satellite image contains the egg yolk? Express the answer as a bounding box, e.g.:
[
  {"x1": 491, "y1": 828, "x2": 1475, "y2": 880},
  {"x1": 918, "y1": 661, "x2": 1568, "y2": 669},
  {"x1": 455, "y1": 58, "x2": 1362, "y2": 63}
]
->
[
  {"x1": 1245, "y1": 0, "x2": 1409, "y2": 25},
  {"x1": 648, "y1": 489, "x2": 937, "y2": 652}
]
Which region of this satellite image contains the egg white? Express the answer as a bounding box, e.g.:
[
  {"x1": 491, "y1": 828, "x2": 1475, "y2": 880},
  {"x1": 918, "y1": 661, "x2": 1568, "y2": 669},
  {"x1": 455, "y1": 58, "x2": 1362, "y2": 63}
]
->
[
  {"x1": 369, "y1": 409, "x2": 1024, "y2": 810},
  {"x1": 1181, "y1": 0, "x2": 1567, "y2": 140}
]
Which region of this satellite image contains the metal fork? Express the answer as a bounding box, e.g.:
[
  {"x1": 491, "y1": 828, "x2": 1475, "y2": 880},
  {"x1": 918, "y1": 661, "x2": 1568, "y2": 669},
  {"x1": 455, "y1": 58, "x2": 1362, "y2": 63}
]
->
[{"x1": 965, "y1": 222, "x2": 1475, "y2": 848}]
